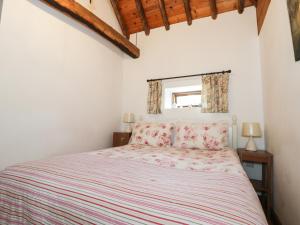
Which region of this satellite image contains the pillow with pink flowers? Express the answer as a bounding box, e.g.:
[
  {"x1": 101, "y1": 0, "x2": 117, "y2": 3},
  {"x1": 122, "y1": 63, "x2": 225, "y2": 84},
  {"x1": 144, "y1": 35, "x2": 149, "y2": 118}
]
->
[
  {"x1": 173, "y1": 122, "x2": 229, "y2": 150},
  {"x1": 129, "y1": 122, "x2": 174, "y2": 147}
]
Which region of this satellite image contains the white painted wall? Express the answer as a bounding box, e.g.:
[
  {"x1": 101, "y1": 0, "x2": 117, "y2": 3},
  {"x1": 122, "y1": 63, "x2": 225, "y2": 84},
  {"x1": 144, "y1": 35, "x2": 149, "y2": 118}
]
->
[
  {"x1": 0, "y1": 0, "x2": 124, "y2": 170},
  {"x1": 76, "y1": 0, "x2": 122, "y2": 33},
  {"x1": 0, "y1": 0, "x2": 3, "y2": 23},
  {"x1": 259, "y1": 0, "x2": 300, "y2": 224},
  {"x1": 122, "y1": 8, "x2": 265, "y2": 152}
]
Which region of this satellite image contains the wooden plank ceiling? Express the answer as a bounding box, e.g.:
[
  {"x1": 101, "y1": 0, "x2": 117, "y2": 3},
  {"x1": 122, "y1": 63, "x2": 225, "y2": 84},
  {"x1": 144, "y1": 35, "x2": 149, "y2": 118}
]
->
[{"x1": 113, "y1": 0, "x2": 256, "y2": 36}]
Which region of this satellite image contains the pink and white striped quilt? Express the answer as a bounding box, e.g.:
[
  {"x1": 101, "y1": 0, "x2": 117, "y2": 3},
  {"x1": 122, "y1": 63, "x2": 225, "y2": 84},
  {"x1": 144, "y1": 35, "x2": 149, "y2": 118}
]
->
[{"x1": 0, "y1": 144, "x2": 267, "y2": 225}]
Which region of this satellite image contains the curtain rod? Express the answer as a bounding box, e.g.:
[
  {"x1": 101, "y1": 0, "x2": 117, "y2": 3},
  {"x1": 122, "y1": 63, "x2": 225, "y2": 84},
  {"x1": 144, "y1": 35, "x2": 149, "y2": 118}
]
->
[{"x1": 146, "y1": 70, "x2": 231, "y2": 82}]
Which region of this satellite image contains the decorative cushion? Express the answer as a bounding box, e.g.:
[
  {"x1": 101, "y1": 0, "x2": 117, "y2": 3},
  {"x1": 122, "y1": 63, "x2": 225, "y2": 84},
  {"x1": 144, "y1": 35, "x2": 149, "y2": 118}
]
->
[
  {"x1": 173, "y1": 122, "x2": 229, "y2": 150},
  {"x1": 129, "y1": 122, "x2": 174, "y2": 147}
]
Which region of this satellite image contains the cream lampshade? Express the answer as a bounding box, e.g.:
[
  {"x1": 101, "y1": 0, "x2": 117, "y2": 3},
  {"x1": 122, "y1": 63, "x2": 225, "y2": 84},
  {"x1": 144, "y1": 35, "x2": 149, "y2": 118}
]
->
[
  {"x1": 123, "y1": 113, "x2": 135, "y2": 132},
  {"x1": 242, "y1": 123, "x2": 262, "y2": 151}
]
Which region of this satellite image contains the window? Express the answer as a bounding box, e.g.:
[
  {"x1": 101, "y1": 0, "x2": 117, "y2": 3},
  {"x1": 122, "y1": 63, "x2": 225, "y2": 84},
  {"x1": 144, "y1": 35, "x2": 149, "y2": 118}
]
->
[
  {"x1": 164, "y1": 84, "x2": 202, "y2": 109},
  {"x1": 172, "y1": 91, "x2": 201, "y2": 108}
]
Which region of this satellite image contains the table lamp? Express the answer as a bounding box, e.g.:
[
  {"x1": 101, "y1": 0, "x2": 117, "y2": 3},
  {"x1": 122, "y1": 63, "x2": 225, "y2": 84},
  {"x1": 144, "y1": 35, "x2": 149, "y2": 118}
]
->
[
  {"x1": 242, "y1": 123, "x2": 262, "y2": 151},
  {"x1": 123, "y1": 113, "x2": 135, "y2": 132}
]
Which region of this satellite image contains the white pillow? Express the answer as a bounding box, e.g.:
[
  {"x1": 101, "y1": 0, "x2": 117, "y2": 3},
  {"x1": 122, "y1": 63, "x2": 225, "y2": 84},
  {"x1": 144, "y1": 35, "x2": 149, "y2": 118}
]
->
[
  {"x1": 173, "y1": 122, "x2": 229, "y2": 150},
  {"x1": 129, "y1": 122, "x2": 175, "y2": 147}
]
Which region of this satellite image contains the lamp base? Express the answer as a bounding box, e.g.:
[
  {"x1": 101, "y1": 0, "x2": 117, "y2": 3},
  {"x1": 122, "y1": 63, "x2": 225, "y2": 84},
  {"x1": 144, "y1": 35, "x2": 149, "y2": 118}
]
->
[
  {"x1": 124, "y1": 123, "x2": 132, "y2": 133},
  {"x1": 245, "y1": 136, "x2": 257, "y2": 151}
]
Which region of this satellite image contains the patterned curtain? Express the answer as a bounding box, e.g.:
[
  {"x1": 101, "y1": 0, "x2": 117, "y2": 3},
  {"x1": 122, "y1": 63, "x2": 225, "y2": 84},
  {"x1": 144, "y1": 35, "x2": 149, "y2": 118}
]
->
[
  {"x1": 201, "y1": 72, "x2": 230, "y2": 113},
  {"x1": 147, "y1": 80, "x2": 162, "y2": 114}
]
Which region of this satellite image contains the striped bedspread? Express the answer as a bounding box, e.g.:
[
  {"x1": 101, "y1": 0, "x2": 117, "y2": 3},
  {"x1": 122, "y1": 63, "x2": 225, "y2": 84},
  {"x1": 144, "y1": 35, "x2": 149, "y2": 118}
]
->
[{"x1": 0, "y1": 145, "x2": 267, "y2": 225}]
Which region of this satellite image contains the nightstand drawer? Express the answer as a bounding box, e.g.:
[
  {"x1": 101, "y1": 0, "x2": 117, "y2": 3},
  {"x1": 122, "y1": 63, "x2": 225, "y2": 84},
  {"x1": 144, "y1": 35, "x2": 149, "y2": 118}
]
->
[
  {"x1": 113, "y1": 132, "x2": 131, "y2": 147},
  {"x1": 238, "y1": 150, "x2": 272, "y2": 163}
]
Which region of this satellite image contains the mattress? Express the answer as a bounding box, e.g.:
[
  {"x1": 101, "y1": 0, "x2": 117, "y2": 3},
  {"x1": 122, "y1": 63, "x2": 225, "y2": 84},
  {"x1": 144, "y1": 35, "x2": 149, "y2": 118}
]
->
[{"x1": 0, "y1": 144, "x2": 267, "y2": 225}]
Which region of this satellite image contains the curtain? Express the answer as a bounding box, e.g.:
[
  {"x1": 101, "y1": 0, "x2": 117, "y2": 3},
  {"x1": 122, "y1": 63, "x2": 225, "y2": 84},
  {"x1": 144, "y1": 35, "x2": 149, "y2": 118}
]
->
[
  {"x1": 147, "y1": 80, "x2": 162, "y2": 114},
  {"x1": 201, "y1": 72, "x2": 229, "y2": 113}
]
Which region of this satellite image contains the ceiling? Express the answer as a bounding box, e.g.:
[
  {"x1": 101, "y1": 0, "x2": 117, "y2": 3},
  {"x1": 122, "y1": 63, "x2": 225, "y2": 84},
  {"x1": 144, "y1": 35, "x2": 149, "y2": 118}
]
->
[
  {"x1": 112, "y1": 0, "x2": 256, "y2": 37},
  {"x1": 40, "y1": 0, "x2": 269, "y2": 58}
]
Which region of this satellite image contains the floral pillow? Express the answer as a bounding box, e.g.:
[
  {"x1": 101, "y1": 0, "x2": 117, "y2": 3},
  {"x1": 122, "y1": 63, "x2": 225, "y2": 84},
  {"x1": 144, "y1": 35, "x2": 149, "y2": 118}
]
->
[
  {"x1": 173, "y1": 122, "x2": 229, "y2": 150},
  {"x1": 129, "y1": 122, "x2": 174, "y2": 147}
]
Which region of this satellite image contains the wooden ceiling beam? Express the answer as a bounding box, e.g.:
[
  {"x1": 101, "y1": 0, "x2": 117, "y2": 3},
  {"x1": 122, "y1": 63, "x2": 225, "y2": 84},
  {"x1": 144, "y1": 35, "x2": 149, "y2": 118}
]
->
[
  {"x1": 257, "y1": 0, "x2": 271, "y2": 34},
  {"x1": 183, "y1": 0, "x2": 192, "y2": 25},
  {"x1": 209, "y1": 0, "x2": 218, "y2": 20},
  {"x1": 158, "y1": 0, "x2": 170, "y2": 30},
  {"x1": 110, "y1": 0, "x2": 129, "y2": 39},
  {"x1": 135, "y1": 0, "x2": 150, "y2": 35},
  {"x1": 237, "y1": 0, "x2": 245, "y2": 14},
  {"x1": 40, "y1": 0, "x2": 139, "y2": 58}
]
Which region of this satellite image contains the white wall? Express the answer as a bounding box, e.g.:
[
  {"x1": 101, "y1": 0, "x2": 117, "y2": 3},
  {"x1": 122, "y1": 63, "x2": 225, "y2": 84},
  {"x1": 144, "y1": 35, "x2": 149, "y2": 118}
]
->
[
  {"x1": 0, "y1": 0, "x2": 3, "y2": 23},
  {"x1": 76, "y1": 0, "x2": 121, "y2": 33},
  {"x1": 0, "y1": 0, "x2": 124, "y2": 170},
  {"x1": 122, "y1": 8, "x2": 265, "y2": 151},
  {"x1": 259, "y1": 0, "x2": 300, "y2": 224}
]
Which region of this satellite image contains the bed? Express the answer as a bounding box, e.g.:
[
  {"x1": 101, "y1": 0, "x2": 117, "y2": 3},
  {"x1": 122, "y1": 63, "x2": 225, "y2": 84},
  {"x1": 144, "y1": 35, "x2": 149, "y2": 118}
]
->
[{"x1": 0, "y1": 117, "x2": 268, "y2": 225}]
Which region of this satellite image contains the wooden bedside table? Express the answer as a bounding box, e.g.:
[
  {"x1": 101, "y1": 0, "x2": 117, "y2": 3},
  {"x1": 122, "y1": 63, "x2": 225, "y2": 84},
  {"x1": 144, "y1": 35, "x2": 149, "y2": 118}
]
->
[
  {"x1": 237, "y1": 149, "x2": 273, "y2": 219},
  {"x1": 113, "y1": 132, "x2": 132, "y2": 147}
]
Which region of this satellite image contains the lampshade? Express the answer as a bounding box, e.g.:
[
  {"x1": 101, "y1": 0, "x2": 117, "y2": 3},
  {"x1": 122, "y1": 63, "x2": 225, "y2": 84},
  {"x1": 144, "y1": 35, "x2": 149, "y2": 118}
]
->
[
  {"x1": 123, "y1": 113, "x2": 135, "y2": 123},
  {"x1": 242, "y1": 123, "x2": 262, "y2": 137}
]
